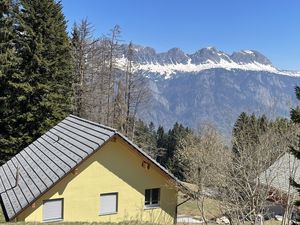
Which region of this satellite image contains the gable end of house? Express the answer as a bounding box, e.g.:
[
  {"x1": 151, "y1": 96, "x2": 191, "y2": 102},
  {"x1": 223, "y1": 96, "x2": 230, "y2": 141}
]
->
[{"x1": 0, "y1": 115, "x2": 179, "y2": 222}]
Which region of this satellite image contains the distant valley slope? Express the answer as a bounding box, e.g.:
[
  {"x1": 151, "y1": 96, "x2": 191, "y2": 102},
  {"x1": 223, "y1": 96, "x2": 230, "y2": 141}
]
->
[{"x1": 123, "y1": 46, "x2": 300, "y2": 135}]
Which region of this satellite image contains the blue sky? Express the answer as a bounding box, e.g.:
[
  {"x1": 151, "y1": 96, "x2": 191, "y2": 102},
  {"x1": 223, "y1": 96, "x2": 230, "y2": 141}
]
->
[{"x1": 61, "y1": 0, "x2": 300, "y2": 70}]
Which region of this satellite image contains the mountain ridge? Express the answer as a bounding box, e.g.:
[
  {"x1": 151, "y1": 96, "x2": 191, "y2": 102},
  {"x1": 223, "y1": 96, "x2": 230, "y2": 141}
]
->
[
  {"x1": 118, "y1": 44, "x2": 300, "y2": 135},
  {"x1": 120, "y1": 45, "x2": 300, "y2": 79}
]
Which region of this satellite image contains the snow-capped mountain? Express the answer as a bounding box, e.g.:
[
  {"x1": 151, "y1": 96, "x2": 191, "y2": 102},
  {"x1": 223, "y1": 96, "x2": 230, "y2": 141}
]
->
[
  {"x1": 128, "y1": 46, "x2": 300, "y2": 79},
  {"x1": 121, "y1": 45, "x2": 300, "y2": 136}
]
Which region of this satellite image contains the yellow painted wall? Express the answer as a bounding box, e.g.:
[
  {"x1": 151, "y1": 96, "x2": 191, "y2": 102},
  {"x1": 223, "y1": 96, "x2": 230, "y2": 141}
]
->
[{"x1": 17, "y1": 136, "x2": 178, "y2": 224}]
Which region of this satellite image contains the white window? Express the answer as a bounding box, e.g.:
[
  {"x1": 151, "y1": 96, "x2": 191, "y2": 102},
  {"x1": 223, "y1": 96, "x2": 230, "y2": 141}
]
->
[
  {"x1": 145, "y1": 188, "x2": 160, "y2": 208},
  {"x1": 99, "y1": 193, "x2": 118, "y2": 215},
  {"x1": 43, "y1": 199, "x2": 63, "y2": 222}
]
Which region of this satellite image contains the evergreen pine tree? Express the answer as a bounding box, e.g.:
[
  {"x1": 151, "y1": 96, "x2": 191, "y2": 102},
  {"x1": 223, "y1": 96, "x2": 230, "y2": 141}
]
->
[
  {"x1": 0, "y1": 0, "x2": 25, "y2": 164},
  {"x1": 291, "y1": 87, "x2": 300, "y2": 124},
  {"x1": 290, "y1": 139, "x2": 300, "y2": 207},
  {"x1": 133, "y1": 120, "x2": 157, "y2": 158},
  {"x1": 165, "y1": 122, "x2": 190, "y2": 179},
  {"x1": 18, "y1": 0, "x2": 73, "y2": 133},
  {"x1": 290, "y1": 86, "x2": 300, "y2": 206},
  {"x1": 156, "y1": 126, "x2": 167, "y2": 164},
  {"x1": 0, "y1": 0, "x2": 73, "y2": 164},
  {"x1": 232, "y1": 112, "x2": 269, "y2": 157}
]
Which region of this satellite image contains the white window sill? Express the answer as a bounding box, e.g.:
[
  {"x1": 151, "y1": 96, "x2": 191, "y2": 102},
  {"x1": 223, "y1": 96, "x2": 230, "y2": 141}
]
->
[
  {"x1": 144, "y1": 204, "x2": 160, "y2": 210},
  {"x1": 99, "y1": 212, "x2": 118, "y2": 216},
  {"x1": 43, "y1": 218, "x2": 63, "y2": 223}
]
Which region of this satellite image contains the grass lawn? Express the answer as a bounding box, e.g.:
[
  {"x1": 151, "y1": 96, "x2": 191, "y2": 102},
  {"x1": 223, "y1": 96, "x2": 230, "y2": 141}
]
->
[
  {"x1": 263, "y1": 220, "x2": 281, "y2": 225},
  {"x1": 177, "y1": 195, "x2": 222, "y2": 220},
  {"x1": 0, "y1": 222, "x2": 158, "y2": 225},
  {"x1": 0, "y1": 192, "x2": 282, "y2": 225},
  {"x1": 177, "y1": 193, "x2": 282, "y2": 225},
  {"x1": 177, "y1": 182, "x2": 223, "y2": 220},
  {"x1": 0, "y1": 207, "x2": 4, "y2": 223},
  {"x1": 0, "y1": 195, "x2": 219, "y2": 224}
]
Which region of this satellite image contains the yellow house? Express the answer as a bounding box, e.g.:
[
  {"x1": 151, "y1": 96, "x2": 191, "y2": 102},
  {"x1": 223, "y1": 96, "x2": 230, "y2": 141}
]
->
[{"x1": 0, "y1": 115, "x2": 179, "y2": 224}]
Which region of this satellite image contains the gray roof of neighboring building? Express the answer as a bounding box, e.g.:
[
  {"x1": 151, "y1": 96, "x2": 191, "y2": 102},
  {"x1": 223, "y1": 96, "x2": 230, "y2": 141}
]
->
[
  {"x1": 0, "y1": 115, "x2": 178, "y2": 221},
  {"x1": 259, "y1": 152, "x2": 300, "y2": 194}
]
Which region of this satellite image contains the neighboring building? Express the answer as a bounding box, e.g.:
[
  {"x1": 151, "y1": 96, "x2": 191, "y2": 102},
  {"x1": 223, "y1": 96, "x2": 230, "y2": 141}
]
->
[
  {"x1": 259, "y1": 152, "x2": 300, "y2": 218},
  {"x1": 260, "y1": 153, "x2": 300, "y2": 195},
  {"x1": 0, "y1": 115, "x2": 179, "y2": 224}
]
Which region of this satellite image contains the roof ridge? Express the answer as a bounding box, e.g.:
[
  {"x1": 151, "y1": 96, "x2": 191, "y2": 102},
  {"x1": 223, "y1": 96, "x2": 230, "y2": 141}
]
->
[{"x1": 69, "y1": 115, "x2": 117, "y2": 133}]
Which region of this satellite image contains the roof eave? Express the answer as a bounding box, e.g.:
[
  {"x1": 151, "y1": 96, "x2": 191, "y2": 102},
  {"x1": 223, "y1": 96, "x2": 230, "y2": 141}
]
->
[{"x1": 0, "y1": 195, "x2": 9, "y2": 222}]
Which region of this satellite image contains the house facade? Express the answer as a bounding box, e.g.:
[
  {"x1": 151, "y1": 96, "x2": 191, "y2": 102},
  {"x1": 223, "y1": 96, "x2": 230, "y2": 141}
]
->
[{"x1": 0, "y1": 115, "x2": 178, "y2": 224}]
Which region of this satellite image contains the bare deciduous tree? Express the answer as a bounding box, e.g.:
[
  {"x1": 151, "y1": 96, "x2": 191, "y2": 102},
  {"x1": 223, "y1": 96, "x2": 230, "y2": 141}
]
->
[
  {"x1": 71, "y1": 19, "x2": 96, "y2": 117},
  {"x1": 71, "y1": 21, "x2": 150, "y2": 134},
  {"x1": 122, "y1": 42, "x2": 150, "y2": 139},
  {"x1": 219, "y1": 123, "x2": 299, "y2": 225},
  {"x1": 176, "y1": 123, "x2": 229, "y2": 224},
  {"x1": 177, "y1": 119, "x2": 299, "y2": 225},
  {"x1": 106, "y1": 25, "x2": 121, "y2": 126}
]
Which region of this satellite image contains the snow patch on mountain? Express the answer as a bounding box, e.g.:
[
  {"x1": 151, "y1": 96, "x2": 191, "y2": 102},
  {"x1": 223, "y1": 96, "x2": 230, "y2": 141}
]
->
[
  {"x1": 118, "y1": 45, "x2": 300, "y2": 79},
  {"x1": 138, "y1": 59, "x2": 285, "y2": 79},
  {"x1": 135, "y1": 59, "x2": 300, "y2": 79},
  {"x1": 242, "y1": 50, "x2": 255, "y2": 55}
]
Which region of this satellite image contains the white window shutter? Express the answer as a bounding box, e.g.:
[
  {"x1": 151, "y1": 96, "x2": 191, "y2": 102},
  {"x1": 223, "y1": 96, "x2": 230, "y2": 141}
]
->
[
  {"x1": 100, "y1": 193, "x2": 118, "y2": 215},
  {"x1": 43, "y1": 199, "x2": 63, "y2": 221}
]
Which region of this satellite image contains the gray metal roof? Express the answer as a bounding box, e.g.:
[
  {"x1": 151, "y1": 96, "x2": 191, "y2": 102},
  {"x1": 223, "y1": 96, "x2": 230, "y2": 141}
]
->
[
  {"x1": 0, "y1": 115, "x2": 178, "y2": 221},
  {"x1": 259, "y1": 152, "x2": 300, "y2": 194}
]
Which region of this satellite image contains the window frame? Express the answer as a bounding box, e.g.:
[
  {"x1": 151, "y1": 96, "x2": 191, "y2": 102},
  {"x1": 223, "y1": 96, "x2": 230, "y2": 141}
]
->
[
  {"x1": 42, "y1": 198, "x2": 64, "y2": 222},
  {"x1": 99, "y1": 192, "x2": 118, "y2": 216},
  {"x1": 144, "y1": 188, "x2": 160, "y2": 209}
]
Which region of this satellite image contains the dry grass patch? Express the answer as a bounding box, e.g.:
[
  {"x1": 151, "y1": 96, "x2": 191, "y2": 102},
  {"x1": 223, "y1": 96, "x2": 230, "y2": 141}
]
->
[
  {"x1": 264, "y1": 220, "x2": 281, "y2": 225},
  {"x1": 0, "y1": 222, "x2": 162, "y2": 225},
  {"x1": 243, "y1": 220, "x2": 281, "y2": 225},
  {"x1": 178, "y1": 182, "x2": 223, "y2": 220},
  {"x1": 177, "y1": 194, "x2": 222, "y2": 220},
  {"x1": 0, "y1": 207, "x2": 4, "y2": 223}
]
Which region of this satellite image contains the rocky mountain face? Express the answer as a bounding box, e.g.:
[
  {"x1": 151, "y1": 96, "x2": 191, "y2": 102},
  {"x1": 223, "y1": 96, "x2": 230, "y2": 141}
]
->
[{"x1": 122, "y1": 45, "x2": 300, "y2": 136}]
